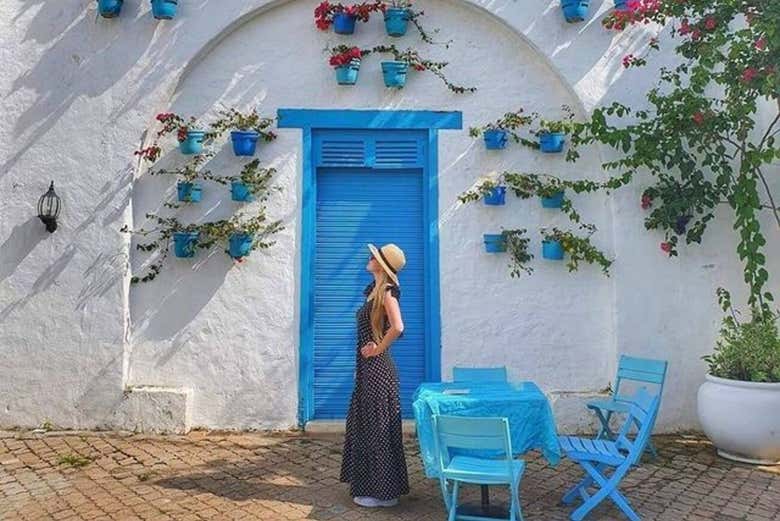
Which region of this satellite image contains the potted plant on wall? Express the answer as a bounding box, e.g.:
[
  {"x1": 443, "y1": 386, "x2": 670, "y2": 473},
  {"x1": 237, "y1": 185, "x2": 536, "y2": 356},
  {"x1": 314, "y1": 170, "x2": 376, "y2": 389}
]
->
[
  {"x1": 380, "y1": 0, "x2": 446, "y2": 44},
  {"x1": 314, "y1": 1, "x2": 383, "y2": 34},
  {"x1": 150, "y1": 0, "x2": 178, "y2": 20},
  {"x1": 202, "y1": 159, "x2": 281, "y2": 203},
  {"x1": 458, "y1": 177, "x2": 507, "y2": 206},
  {"x1": 468, "y1": 109, "x2": 537, "y2": 150},
  {"x1": 540, "y1": 225, "x2": 612, "y2": 275},
  {"x1": 120, "y1": 215, "x2": 201, "y2": 283},
  {"x1": 208, "y1": 108, "x2": 277, "y2": 157},
  {"x1": 199, "y1": 213, "x2": 284, "y2": 262},
  {"x1": 561, "y1": 0, "x2": 590, "y2": 23},
  {"x1": 98, "y1": 0, "x2": 123, "y2": 18},
  {"x1": 327, "y1": 46, "x2": 371, "y2": 85},
  {"x1": 372, "y1": 44, "x2": 476, "y2": 93},
  {"x1": 532, "y1": 105, "x2": 576, "y2": 153},
  {"x1": 149, "y1": 154, "x2": 212, "y2": 205},
  {"x1": 134, "y1": 112, "x2": 206, "y2": 161},
  {"x1": 697, "y1": 289, "x2": 780, "y2": 465}
]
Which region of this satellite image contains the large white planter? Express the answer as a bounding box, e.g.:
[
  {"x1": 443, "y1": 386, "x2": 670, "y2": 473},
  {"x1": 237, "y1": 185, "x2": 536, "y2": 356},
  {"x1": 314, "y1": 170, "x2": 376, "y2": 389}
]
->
[{"x1": 697, "y1": 375, "x2": 780, "y2": 465}]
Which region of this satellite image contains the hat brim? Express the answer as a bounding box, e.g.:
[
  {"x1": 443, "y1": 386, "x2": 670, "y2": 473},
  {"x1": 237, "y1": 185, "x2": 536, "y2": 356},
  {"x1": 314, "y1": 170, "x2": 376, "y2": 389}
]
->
[{"x1": 368, "y1": 243, "x2": 400, "y2": 286}]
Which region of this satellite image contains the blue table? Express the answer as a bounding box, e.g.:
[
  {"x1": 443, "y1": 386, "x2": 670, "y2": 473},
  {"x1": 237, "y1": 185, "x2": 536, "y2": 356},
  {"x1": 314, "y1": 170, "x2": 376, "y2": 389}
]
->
[{"x1": 413, "y1": 381, "x2": 561, "y2": 479}]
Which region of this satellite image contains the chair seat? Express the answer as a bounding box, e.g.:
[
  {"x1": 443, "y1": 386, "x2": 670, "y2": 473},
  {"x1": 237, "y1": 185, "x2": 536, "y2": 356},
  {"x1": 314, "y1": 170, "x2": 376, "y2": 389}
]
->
[
  {"x1": 559, "y1": 435, "x2": 628, "y2": 466},
  {"x1": 442, "y1": 456, "x2": 525, "y2": 485},
  {"x1": 586, "y1": 397, "x2": 632, "y2": 414}
]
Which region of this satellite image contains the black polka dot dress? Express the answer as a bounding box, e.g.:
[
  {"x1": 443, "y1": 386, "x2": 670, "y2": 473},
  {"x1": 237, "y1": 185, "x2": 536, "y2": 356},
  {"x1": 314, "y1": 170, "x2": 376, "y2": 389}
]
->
[{"x1": 340, "y1": 281, "x2": 410, "y2": 501}]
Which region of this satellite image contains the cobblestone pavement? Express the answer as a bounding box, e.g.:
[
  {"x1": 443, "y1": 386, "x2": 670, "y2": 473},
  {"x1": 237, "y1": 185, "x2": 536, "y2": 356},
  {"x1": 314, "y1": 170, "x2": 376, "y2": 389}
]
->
[{"x1": 1, "y1": 430, "x2": 778, "y2": 521}]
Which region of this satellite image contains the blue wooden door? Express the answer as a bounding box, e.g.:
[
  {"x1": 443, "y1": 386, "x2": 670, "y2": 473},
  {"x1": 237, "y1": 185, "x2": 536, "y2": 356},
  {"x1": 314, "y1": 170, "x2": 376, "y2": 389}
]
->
[{"x1": 312, "y1": 130, "x2": 427, "y2": 419}]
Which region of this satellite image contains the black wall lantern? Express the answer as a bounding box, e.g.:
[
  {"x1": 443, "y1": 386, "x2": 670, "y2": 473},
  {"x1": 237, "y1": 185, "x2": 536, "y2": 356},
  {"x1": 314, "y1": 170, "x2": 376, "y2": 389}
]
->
[{"x1": 37, "y1": 181, "x2": 61, "y2": 233}]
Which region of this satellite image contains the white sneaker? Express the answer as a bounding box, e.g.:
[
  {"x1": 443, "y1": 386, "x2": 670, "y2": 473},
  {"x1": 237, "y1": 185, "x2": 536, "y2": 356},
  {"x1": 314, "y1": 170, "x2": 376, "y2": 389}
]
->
[{"x1": 353, "y1": 496, "x2": 399, "y2": 508}]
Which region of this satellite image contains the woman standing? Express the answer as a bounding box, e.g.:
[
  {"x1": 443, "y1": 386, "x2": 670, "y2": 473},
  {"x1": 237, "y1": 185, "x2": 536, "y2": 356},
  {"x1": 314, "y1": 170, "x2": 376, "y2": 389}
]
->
[{"x1": 340, "y1": 243, "x2": 410, "y2": 508}]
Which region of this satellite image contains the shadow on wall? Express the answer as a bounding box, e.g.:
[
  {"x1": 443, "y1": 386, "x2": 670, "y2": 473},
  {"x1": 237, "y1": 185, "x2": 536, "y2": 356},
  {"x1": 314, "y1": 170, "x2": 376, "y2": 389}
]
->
[
  {"x1": 0, "y1": 244, "x2": 78, "y2": 322},
  {"x1": 0, "y1": 217, "x2": 48, "y2": 284},
  {"x1": 3, "y1": 1, "x2": 206, "y2": 179}
]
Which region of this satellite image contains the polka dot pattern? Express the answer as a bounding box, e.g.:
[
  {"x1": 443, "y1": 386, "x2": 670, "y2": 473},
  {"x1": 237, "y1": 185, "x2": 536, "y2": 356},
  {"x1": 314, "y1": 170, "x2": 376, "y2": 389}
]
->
[{"x1": 340, "y1": 282, "x2": 410, "y2": 501}]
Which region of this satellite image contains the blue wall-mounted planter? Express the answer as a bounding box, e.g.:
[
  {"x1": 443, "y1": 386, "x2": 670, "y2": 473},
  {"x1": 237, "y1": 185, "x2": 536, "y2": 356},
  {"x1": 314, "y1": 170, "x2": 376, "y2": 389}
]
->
[
  {"x1": 177, "y1": 182, "x2": 202, "y2": 203},
  {"x1": 173, "y1": 231, "x2": 199, "y2": 258},
  {"x1": 614, "y1": 0, "x2": 629, "y2": 10},
  {"x1": 541, "y1": 190, "x2": 565, "y2": 208},
  {"x1": 231, "y1": 181, "x2": 254, "y2": 202},
  {"x1": 542, "y1": 240, "x2": 565, "y2": 260},
  {"x1": 151, "y1": 0, "x2": 177, "y2": 19},
  {"x1": 179, "y1": 130, "x2": 205, "y2": 155},
  {"x1": 382, "y1": 61, "x2": 408, "y2": 88},
  {"x1": 384, "y1": 8, "x2": 410, "y2": 36},
  {"x1": 333, "y1": 12, "x2": 356, "y2": 34},
  {"x1": 483, "y1": 129, "x2": 508, "y2": 150},
  {"x1": 335, "y1": 60, "x2": 360, "y2": 85},
  {"x1": 539, "y1": 132, "x2": 565, "y2": 153},
  {"x1": 98, "y1": 0, "x2": 123, "y2": 17},
  {"x1": 229, "y1": 233, "x2": 253, "y2": 259},
  {"x1": 483, "y1": 233, "x2": 507, "y2": 253},
  {"x1": 231, "y1": 130, "x2": 260, "y2": 156},
  {"x1": 483, "y1": 186, "x2": 506, "y2": 206},
  {"x1": 561, "y1": 0, "x2": 590, "y2": 22}
]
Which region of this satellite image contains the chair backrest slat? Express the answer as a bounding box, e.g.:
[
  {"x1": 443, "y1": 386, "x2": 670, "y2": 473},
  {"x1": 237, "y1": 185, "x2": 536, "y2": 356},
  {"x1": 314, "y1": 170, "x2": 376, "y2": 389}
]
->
[
  {"x1": 614, "y1": 387, "x2": 661, "y2": 464},
  {"x1": 614, "y1": 355, "x2": 668, "y2": 396},
  {"x1": 452, "y1": 366, "x2": 508, "y2": 383},
  {"x1": 433, "y1": 415, "x2": 513, "y2": 477}
]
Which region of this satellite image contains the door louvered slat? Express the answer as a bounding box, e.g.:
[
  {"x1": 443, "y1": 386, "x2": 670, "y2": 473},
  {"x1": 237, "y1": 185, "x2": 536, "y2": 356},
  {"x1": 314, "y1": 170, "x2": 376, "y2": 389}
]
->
[{"x1": 313, "y1": 163, "x2": 425, "y2": 420}]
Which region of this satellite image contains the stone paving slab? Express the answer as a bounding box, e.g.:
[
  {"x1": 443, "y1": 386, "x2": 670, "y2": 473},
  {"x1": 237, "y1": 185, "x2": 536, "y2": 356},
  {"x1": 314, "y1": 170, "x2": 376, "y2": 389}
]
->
[{"x1": 1, "y1": 431, "x2": 778, "y2": 520}]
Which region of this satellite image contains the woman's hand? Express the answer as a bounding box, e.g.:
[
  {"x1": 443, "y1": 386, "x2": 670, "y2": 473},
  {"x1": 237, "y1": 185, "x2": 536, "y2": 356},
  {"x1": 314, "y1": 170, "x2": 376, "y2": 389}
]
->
[{"x1": 360, "y1": 341, "x2": 379, "y2": 358}]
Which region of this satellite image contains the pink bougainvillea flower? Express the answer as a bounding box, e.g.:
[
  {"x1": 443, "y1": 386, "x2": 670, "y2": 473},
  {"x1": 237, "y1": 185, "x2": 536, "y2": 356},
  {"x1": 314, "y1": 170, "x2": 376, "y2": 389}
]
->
[
  {"x1": 704, "y1": 17, "x2": 716, "y2": 30},
  {"x1": 660, "y1": 242, "x2": 672, "y2": 253},
  {"x1": 755, "y1": 38, "x2": 767, "y2": 51},
  {"x1": 679, "y1": 18, "x2": 690, "y2": 35},
  {"x1": 622, "y1": 54, "x2": 634, "y2": 68},
  {"x1": 741, "y1": 67, "x2": 759, "y2": 83},
  {"x1": 692, "y1": 111, "x2": 705, "y2": 125},
  {"x1": 691, "y1": 28, "x2": 702, "y2": 40},
  {"x1": 641, "y1": 194, "x2": 652, "y2": 210}
]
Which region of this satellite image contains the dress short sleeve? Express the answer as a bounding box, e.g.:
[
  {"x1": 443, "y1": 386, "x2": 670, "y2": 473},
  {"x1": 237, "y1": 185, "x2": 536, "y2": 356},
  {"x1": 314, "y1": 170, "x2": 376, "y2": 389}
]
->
[{"x1": 385, "y1": 284, "x2": 401, "y2": 300}]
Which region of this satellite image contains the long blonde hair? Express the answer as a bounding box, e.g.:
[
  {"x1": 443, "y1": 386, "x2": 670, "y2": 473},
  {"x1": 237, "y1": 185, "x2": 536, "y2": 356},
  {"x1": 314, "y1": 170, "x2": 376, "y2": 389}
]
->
[{"x1": 369, "y1": 270, "x2": 393, "y2": 343}]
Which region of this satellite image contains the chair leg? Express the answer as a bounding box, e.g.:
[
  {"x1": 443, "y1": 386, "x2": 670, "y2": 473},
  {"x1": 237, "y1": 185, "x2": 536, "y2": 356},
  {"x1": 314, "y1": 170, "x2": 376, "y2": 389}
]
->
[
  {"x1": 646, "y1": 438, "x2": 658, "y2": 459},
  {"x1": 607, "y1": 488, "x2": 640, "y2": 521},
  {"x1": 440, "y1": 478, "x2": 452, "y2": 511},
  {"x1": 595, "y1": 409, "x2": 615, "y2": 440},
  {"x1": 511, "y1": 481, "x2": 524, "y2": 521},
  {"x1": 562, "y1": 473, "x2": 594, "y2": 505},
  {"x1": 570, "y1": 462, "x2": 630, "y2": 521},
  {"x1": 447, "y1": 480, "x2": 459, "y2": 521}
]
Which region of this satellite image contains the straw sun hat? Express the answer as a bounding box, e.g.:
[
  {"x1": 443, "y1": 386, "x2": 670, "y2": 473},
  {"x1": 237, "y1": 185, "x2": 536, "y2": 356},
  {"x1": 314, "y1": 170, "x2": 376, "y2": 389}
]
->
[{"x1": 368, "y1": 243, "x2": 406, "y2": 286}]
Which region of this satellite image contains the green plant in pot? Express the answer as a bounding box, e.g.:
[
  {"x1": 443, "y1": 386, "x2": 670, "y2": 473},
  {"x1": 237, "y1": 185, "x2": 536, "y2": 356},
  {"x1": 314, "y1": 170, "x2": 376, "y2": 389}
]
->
[
  {"x1": 529, "y1": 105, "x2": 577, "y2": 153},
  {"x1": 372, "y1": 44, "x2": 477, "y2": 93},
  {"x1": 468, "y1": 109, "x2": 537, "y2": 149},
  {"x1": 199, "y1": 212, "x2": 284, "y2": 262},
  {"x1": 697, "y1": 288, "x2": 780, "y2": 464},
  {"x1": 502, "y1": 228, "x2": 534, "y2": 277},
  {"x1": 540, "y1": 225, "x2": 612, "y2": 276},
  {"x1": 149, "y1": 153, "x2": 212, "y2": 207},
  {"x1": 208, "y1": 108, "x2": 277, "y2": 156},
  {"x1": 203, "y1": 159, "x2": 281, "y2": 203},
  {"x1": 120, "y1": 215, "x2": 201, "y2": 283}
]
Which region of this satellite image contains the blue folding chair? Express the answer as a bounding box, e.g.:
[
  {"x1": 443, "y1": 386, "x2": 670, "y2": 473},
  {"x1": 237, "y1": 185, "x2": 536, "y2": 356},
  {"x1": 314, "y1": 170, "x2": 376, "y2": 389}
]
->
[
  {"x1": 587, "y1": 355, "x2": 667, "y2": 458},
  {"x1": 453, "y1": 366, "x2": 508, "y2": 383},
  {"x1": 433, "y1": 415, "x2": 525, "y2": 521},
  {"x1": 559, "y1": 388, "x2": 661, "y2": 521}
]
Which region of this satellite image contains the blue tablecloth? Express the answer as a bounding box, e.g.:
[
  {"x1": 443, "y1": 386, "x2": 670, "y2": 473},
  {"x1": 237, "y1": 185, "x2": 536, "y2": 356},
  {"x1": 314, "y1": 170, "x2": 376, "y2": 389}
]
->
[{"x1": 413, "y1": 381, "x2": 561, "y2": 478}]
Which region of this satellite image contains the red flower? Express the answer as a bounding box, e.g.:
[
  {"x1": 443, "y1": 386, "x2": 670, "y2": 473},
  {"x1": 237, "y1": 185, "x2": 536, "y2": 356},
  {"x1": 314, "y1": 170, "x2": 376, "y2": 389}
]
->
[
  {"x1": 316, "y1": 18, "x2": 330, "y2": 30},
  {"x1": 641, "y1": 194, "x2": 652, "y2": 209},
  {"x1": 660, "y1": 242, "x2": 672, "y2": 253},
  {"x1": 755, "y1": 38, "x2": 767, "y2": 51},
  {"x1": 622, "y1": 54, "x2": 633, "y2": 68},
  {"x1": 691, "y1": 28, "x2": 702, "y2": 40},
  {"x1": 704, "y1": 17, "x2": 716, "y2": 30},
  {"x1": 741, "y1": 67, "x2": 758, "y2": 83},
  {"x1": 414, "y1": 64, "x2": 425, "y2": 72},
  {"x1": 692, "y1": 111, "x2": 705, "y2": 125},
  {"x1": 679, "y1": 19, "x2": 690, "y2": 35},
  {"x1": 177, "y1": 127, "x2": 188, "y2": 142}
]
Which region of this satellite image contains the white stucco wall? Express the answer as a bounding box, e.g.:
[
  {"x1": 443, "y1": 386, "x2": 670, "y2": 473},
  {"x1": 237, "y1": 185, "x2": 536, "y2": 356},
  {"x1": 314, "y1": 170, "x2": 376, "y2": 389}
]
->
[{"x1": 1, "y1": 0, "x2": 777, "y2": 432}]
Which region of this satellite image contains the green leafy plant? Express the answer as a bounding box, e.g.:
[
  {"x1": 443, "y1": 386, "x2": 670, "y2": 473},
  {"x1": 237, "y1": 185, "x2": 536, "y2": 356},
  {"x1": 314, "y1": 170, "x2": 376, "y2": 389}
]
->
[
  {"x1": 382, "y1": 0, "x2": 449, "y2": 46},
  {"x1": 207, "y1": 108, "x2": 277, "y2": 141},
  {"x1": 149, "y1": 153, "x2": 212, "y2": 184},
  {"x1": 541, "y1": 226, "x2": 612, "y2": 276},
  {"x1": 203, "y1": 159, "x2": 281, "y2": 199},
  {"x1": 58, "y1": 453, "x2": 93, "y2": 468},
  {"x1": 502, "y1": 228, "x2": 534, "y2": 277},
  {"x1": 703, "y1": 288, "x2": 780, "y2": 383},
  {"x1": 468, "y1": 109, "x2": 537, "y2": 146},
  {"x1": 372, "y1": 44, "x2": 476, "y2": 93},
  {"x1": 198, "y1": 213, "x2": 284, "y2": 261},
  {"x1": 533, "y1": 104, "x2": 577, "y2": 135}
]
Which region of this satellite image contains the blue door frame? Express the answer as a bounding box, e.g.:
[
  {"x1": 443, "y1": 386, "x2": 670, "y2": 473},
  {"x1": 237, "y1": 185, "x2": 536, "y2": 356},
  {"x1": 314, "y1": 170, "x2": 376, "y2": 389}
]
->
[{"x1": 278, "y1": 109, "x2": 461, "y2": 425}]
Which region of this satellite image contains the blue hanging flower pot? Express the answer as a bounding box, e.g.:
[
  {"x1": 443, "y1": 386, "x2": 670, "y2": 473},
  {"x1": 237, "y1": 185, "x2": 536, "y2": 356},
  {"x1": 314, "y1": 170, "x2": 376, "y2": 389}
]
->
[
  {"x1": 179, "y1": 130, "x2": 205, "y2": 155},
  {"x1": 539, "y1": 132, "x2": 566, "y2": 153},
  {"x1": 561, "y1": 0, "x2": 590, "y2": 23},
  {"x1": 172, "y1": 231, "x2": 199, "y2": 258},
  {"x1": 382, "y1": 61, "x2": 408, "y2": 88},
  {"x1": 483, "y1": 233, "x2": 507, "y2": 253},
  {"x1": 483, "y1": 129, "x2": 508, "y2": 150},
  {"x1": 541, "y1": 190, "x2": 565, "y2": 208},
  {"x1": 231, "y1": 181, "x2": 254, "y2": 202},
  {"x1": 483, "y1": 186, "x2": 506, "y2": 206},
  {"x1": 335, "y1": 59, "x2": 361, "y2": 85},
  {"x1": 151, "y1": 0, "x2": 178, "y2": 19},
  {"x1": 384, "y1": 8, "x2": 410, "y2": 36},
  {"x1": 614, "y1": 0, "x2": 629, "y2": 10},
  {"x1": 229, "y1": 233, "x2": 254, "y2": 259},
  {"x1": 98, "y1": 0, "x2": 123, "y2": 18},
  {"x1": 177, "y1": 181, "x2": 202, "y2": 203},
  {"x1": 333, "y1": 12, "x2": 357, "y2": 34},
  {"x1": 231, "y1": 130, "x2": 260, "y2": 156},
  {"x1": 542, "y1": 240, "x2": 564, "y2": 260}
]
